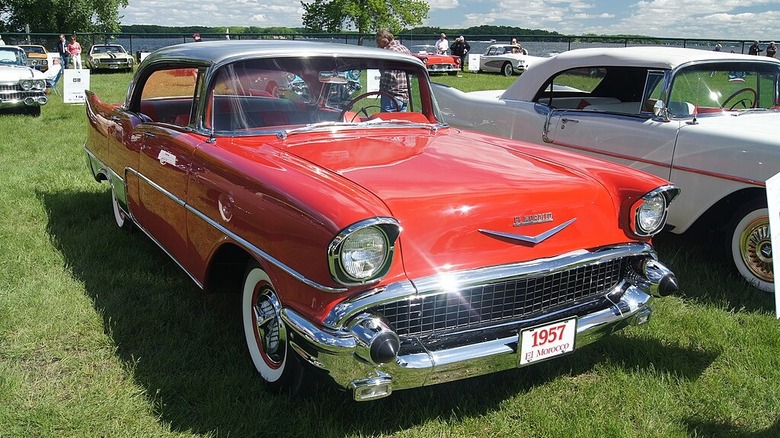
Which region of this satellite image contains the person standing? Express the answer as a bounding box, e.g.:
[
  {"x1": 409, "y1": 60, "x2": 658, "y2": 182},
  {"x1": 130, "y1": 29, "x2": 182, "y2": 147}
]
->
[
  {"x1": 435, "y1": 33, "x2": 449, "y2": 54},
  {"x1": 0, "y1": 35, "x2": 5, "y2": 45},
  {"x1": 767, "y1": 42, "x2": 777, "y2": 58},
  {"x1": 68, "y1": 35, "x2": 82, "y2": 69},
  {"x1": 450, "y1": 36, "x2": 470, "y2": 71},
  {"x1": 375, "y1": 29, "x2": 411, "y2": 112},
  {"x1": 57, "y1": 34, "x2": 70, "y2": 69},
  {"x1": 748, "y1": 40, "x2": 762, "y2": 55}
]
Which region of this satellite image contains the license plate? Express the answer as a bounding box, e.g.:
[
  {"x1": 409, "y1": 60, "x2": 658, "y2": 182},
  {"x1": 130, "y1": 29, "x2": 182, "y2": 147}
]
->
[
  {"x1": 109, "y1": 65, "x2": 118, "y2": 69},
  {"x1": 519, "y1": 318, "x2": 576, "y2": 366}
]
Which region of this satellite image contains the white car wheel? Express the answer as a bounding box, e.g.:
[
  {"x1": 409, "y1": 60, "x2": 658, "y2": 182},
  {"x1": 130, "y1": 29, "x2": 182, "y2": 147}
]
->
[
  {"x1": 729, "y1": 205, "x2": 773, "y2": 292},
  {"x1": 242, "y1": 267, "x2": 287, "y2": 383},
  {"x1": 110, "y1": 182, "x2": 132, "y2": 230},
  {"x1": 502, "y1": 62, "x2": 513, "y2": 76}
]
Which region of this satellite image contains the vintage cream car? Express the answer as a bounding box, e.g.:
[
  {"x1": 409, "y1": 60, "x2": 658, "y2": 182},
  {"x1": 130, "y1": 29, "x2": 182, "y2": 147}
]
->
[
  {"x1": 0, "y1": 45, "x2": 48, "y2": 116},
  {"x1": 84, "y1": 40, "x2": 679, "y2": 401},
  {"x1": 86, "y1": 43, "x2": 134, "y2": 72},
  {"x1": 477, "y1": 44, "x2": 541, "y2": 76},
  {"x1": 433, "y1": 46, "x2": 780, "y2": 292}
]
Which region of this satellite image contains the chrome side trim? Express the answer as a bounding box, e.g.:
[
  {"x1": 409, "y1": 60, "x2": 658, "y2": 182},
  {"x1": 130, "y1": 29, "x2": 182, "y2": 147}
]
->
[
  {"x1": 124, "y1": 168, "x2": 347, "y2": 293},
  {"x1": 324, "y1": 243, "x2": 654, "y2": 328}
]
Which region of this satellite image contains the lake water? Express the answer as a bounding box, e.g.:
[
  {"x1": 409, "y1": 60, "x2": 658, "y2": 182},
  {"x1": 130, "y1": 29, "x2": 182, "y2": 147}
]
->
[{"x1": 113, "y1": 36, "x2": 747, "y2": 58}]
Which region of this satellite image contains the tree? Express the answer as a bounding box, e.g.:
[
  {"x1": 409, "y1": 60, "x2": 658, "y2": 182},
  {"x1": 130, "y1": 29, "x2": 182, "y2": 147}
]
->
[
  {"x1": 0, "y1": 0, "x2": 128, "y2": 33},
  {"x1": 301, "y1": 0, "x2": 428, "y2": 45}
]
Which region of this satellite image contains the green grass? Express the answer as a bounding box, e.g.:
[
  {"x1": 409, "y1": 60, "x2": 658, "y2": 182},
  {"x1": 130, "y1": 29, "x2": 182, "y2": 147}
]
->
[{"x1": 1, "y1": 70, "x2": 778, "y2": 438}]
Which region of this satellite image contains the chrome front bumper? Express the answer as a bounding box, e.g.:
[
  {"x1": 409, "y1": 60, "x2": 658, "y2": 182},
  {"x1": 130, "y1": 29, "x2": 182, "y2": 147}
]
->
[{"x1": 281, "y1": 244, "x2": 675, "y2": 401}]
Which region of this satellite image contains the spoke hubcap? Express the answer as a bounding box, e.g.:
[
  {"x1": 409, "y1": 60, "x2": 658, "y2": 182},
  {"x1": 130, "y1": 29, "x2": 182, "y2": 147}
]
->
[{"x1": 739, "y1": 216, "x2": 773, "y2": 282}]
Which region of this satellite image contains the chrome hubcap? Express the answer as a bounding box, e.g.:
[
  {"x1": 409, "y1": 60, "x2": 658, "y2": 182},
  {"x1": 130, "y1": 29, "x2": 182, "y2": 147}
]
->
[
  {"x1": 253, "y1": 291, "x2": 283, "y2": 365},
  {"x1": 739, "y1": 216, "x2": 773, "y2": 282}
]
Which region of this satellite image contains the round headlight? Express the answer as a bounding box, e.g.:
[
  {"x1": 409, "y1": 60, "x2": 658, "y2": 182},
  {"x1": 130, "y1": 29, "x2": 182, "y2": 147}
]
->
[
  {"x1": 634, "y1": 193, "x2": 667, "y2": 236},
  {"x1": 340, "y1": 227, "x2": 388, "y2": 281},
  {"x1": 32, "y1": 80, "x2": 46, "y2": 90},
  {"x1": 20, "y1": 80, "x2": 32, "y2": 91}
]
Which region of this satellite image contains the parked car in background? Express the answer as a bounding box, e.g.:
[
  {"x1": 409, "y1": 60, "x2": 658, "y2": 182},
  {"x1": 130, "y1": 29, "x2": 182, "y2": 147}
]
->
[
  {"x1": 84, "y1": 40, "x2": 679, "y2": 401},
  {"x1": 0, "y1": 45, "x2": 48, "y2": 116},
  {"x1": 477, "y1": 44, "x2": 540, "y2": 76},
  {"x1": 17, "y1": 44, "x2": 49, "y2": 72},
  {"x1": 86, "y1": 43, "x2": 134, "y2": 72},
  {"x1": 410, "y1": 44, "x2": 460, "y2": 75},
  {"x1": 433, "y1": 46, "x2": 780, "y2": 292}
]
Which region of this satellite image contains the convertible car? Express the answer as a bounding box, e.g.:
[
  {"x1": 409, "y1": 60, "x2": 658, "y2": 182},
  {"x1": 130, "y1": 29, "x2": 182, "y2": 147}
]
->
[
  {"x1": 84, "y1": 40, "x2": 679, "y2": 401},
  {"x1": 410, "y1": 44, "x2": 460, "y2": 75},
  {"x1": 18, "y1": 44, "x2": 50, "y2": 72},
  {"x1": 86, "y1": 43, "x2": 134, "y2": 72},
  {"x1": 433, "y1": 46, "x2": 780, "y2": 292},
  {"x1": 477, "y1": 44, "x2": 540, "y2": 76}
]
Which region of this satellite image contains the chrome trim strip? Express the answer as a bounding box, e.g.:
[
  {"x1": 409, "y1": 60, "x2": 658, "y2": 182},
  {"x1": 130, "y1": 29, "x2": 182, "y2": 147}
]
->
[
  {"x1": 324, "y1": 242, "x2": 654, "y2": 328},
  {"x1": 124, "y1": 168, "x2": 347, "y2": 293}
]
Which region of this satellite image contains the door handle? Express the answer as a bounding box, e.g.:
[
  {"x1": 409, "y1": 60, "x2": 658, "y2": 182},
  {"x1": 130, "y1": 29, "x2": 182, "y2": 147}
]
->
[{"x1": 561, "y1": 118, "x2": 579, "y2": 124}]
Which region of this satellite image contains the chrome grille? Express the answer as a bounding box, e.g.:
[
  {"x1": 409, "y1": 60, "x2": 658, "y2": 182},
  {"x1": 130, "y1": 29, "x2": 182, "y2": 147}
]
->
[{"x1": 371, "y1": 257, "x2": 629, "y2": 338}]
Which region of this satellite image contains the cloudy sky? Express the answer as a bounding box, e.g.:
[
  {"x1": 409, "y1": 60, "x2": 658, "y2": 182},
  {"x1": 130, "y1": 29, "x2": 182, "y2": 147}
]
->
[{"x1": 120, "y1": 0, "x2": 780, "y2": 40}]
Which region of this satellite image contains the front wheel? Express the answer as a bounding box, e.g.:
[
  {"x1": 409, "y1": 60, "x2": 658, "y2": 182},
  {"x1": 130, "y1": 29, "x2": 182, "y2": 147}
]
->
[
  {"x1": 242, "y1": 263, "x2": 311, "y2": 394},
  {"x1": 501, "y1": 62, "x2": 513, "y2": 76},
  {"x1": 728, "y1": 202, "x2": 773, "y2": 292}
]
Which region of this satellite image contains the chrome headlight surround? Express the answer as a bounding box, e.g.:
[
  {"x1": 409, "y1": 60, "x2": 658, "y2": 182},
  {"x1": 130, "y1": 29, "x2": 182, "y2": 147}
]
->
[
  {"x1": 20, "y1": 79, "x2": 46, "y2": 91},
  {"x1": 631, "y1": 185, "x2": 680, "y2": 237},
  {"x1": 328, "y1": 218, "x2": 401, "y2": 285}
]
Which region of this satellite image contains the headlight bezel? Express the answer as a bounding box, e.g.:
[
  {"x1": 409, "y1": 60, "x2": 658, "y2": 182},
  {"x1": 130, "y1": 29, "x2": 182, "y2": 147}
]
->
[
  {"x1": 631, "y1": 185, "x2": 680, "y2": 237},
  {"x1": 328, "y1": 218, "x2": 401, "y2": 285}
]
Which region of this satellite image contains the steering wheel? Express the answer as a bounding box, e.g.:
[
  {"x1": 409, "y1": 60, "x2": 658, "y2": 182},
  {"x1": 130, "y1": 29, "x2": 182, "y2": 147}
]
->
[
  {"x1": 339, "y1": 91, "x2": 400, "y2": 122},
  {"x1": 721, "y1": 87, "x2": 758, "y2": 110}
]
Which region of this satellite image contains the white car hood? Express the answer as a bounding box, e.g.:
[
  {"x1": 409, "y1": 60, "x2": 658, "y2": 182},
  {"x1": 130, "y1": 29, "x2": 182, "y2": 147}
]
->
[
  {"x1": 0, "y1": 64, "x2": 46, "y2": 81},
  {"x1": 691, "y1": 110, "x2": 780, "y2": 135}
]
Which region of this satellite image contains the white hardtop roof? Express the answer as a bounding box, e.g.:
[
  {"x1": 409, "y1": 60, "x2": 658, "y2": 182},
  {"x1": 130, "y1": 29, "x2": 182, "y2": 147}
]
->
[{"x1": 507, "y1": 46, "x2": 780, "y2": 100}]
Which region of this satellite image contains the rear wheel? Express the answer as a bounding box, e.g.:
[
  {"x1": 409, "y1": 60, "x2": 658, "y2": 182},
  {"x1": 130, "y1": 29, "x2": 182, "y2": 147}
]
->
[
  {"x1": 501, "y1": 62, "x2": 513, "y2": 76},
  {"x1": 242, "y1": 263, "x2": 311, "y2": 394},
  {"x1": 110, "y1": 181, "x2": 133, "y2": 230},
  {"x1": 728, "y1": 201, "x2": 772, "y2": 292}
]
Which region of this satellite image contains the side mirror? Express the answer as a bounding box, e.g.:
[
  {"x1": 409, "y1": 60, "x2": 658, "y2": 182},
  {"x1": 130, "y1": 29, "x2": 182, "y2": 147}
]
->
[{"x1": 653, "y1": 100, "x2": 669, "y2": 121}]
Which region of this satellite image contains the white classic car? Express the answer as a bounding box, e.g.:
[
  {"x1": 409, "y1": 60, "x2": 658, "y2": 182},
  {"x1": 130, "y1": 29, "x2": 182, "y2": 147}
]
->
[
  {"x1": 433, "y1": 46, "x2": 780, "y2": 292},
  {"x1": 0, "y1": 45, "x2": 48, "y2": 116},
  {"x1": 477, "y1": 44, "x2": 541, "y2": 76}
]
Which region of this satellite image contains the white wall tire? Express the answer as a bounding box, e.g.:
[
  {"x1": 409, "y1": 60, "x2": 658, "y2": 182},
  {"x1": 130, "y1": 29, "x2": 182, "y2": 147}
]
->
[
  {"x1": 242, "y1": 267, "x2": 287, "y2": 383},
  {"x1": 729, "y1": 205, "x2": 773, "y2": 292},
  {"x1": 110, "y1": 181, "x2": 132, "y2": 230}
]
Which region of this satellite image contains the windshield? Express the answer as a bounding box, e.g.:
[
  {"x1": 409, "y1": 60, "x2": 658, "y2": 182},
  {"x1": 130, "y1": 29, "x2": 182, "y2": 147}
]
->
[
  {"x1": 204, "y1": 56, "x2": 439, "y2": 133},
  {"x1": 669, "y1": 62, "x2": 780, "y2": 112},
  {"x1": 0, "y1": 48, "x2": 25, "y2": 65},
  {"x1": 92, "y1": 45, "x2": 127, "y2": 54}
]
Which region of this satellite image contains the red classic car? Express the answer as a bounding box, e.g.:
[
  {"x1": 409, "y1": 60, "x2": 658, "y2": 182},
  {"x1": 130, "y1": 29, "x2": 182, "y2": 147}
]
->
[
  {"x1": 410, "y1": 44, "x2": 461, "y2": 75},
  {"x1": 84, "y1": 40, "x2": 679, "y2": 401}
]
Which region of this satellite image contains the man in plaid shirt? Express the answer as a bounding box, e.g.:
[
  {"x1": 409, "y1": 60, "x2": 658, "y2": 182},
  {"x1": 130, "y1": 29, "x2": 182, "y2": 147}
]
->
[{"x1": 375, "y1": 29, "x2": 412, "y2": 112}]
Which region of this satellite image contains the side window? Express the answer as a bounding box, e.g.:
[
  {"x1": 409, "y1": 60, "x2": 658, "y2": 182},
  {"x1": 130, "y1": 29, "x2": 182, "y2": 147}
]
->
[
  {"x1": 539, "y1": 68, "x2": 607, "y2": 109},
  {"x1": 139, "y1": 68, "x2": 198, "y2": 126},
  {"x1": 641, "y1": 70, "x2": 666, "y2": 113}
]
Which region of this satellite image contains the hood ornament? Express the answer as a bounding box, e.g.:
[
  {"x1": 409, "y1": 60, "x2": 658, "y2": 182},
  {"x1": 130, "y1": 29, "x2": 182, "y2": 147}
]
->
[{"x1": 479, "y1": 218, "x2": 577, "y2": 245}]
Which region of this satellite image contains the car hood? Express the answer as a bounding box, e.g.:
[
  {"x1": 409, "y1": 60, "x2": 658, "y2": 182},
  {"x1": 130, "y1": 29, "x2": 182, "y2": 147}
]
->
[
  {"x1": 0, "y1": 64, "x2": 45, "y2": 81},
  {"x1": 285, "y1": 128, "x2": 633, "y2": 278},
  {"x1": 693, "y1": 110, "x2": 780, "y2": 133},
  {"x1": 90, "y1": 53, "x2": 132, "y2": 59}
]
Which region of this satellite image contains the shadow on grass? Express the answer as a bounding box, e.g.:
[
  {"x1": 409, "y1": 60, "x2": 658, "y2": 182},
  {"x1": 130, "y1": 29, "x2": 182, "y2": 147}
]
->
[
  {"x1": 652, "y1": 230, "x2": 775, "y2": 315},
  {"x1": 684, "y1": 419, "x2": 780, "y2": 437},
  {"x1": 41, "y1": 188, "x2": 722, "y2": 437}
]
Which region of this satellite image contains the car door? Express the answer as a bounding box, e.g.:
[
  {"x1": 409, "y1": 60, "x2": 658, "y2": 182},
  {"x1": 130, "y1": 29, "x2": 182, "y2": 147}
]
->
[
  {"x1": 127, "y1": 67, "x2": 202, "y2": 276},
  {"x1": 540, "y1": 67, "x2": 682, "y2": 180}
]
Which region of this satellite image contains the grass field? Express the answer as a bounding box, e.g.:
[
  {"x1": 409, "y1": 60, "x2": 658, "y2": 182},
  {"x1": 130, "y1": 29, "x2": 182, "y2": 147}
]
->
[{"x1": 1, "y1": 70, "x2": 778, "y2": 438}]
